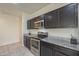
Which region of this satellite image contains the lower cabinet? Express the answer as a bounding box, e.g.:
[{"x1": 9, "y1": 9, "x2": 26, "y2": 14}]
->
[
  {"x1": 40, "y1": 41, "x2": 79, "y2": 56},
  {"x1": 24, "y1": 36, "x2": 30, "y2": 49},
  {"x1": 40, "y1": 44, "x2": 52, "y2": 55},
  {"x1": 54, "y1": 50, "x2": 67, "y2": 56},
  {"x1": 54, "y1": 51, "x2": 65, "y2": 56},
  {"x1": 40, "y1": 41, "x2": 54, "y2": 56}
]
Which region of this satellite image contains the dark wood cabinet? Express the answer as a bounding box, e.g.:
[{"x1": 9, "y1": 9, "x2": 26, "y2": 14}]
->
[
  {"x1": 40, "y1": 41, "x2": 53, "y2": 56},
  {"x1": 27, "y1": 19, "x2": 35, "y2": 29},
  {"x1": 44, "y1": 3, "x2": 78, "y2": 28},
  {"x1": 27, "y1": 20, "x2": 31, "y2": 29},
  {"x1": 59, "y1": 3, "x2": 78, "y2": 28},
  {"x1": 54, "y1": 44, "x2": 79, "y2": 56},
  {"x1": 30, "y1": 19, "x2": 35, "y2": 29},
  {"x1": 40, "y1": 40, "x2": 79, "y2": 56},
  {"x1": 24, "y1": 36, "x2": 30, "y2": 49},
  {"x1": 39, "y1": 15, "x2": 45, "y2": 20},
  {"x1": 54, "y1": 50, "x2": 66, "y2": 56},
  {"x1": 27, "y1": 3, "x2": 78, "y2": 29},
  {"x1": 44, "y1": 9, "x2": 59, "y2": 28}
]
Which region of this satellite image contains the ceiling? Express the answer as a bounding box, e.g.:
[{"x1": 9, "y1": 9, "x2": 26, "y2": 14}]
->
[{"x1": 0, "y1": 3, "x2": 49, "y2": 16}]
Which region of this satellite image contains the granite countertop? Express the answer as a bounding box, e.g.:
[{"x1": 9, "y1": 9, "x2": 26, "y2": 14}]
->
[
  {"x1": 24, "y1": 34, "x2": 79, "y2": 51},
  {"x1": 41, "y1": 36, "x2": 79, "y2": 51}
]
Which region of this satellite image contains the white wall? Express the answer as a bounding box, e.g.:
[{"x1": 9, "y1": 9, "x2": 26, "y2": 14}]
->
[
  {"x1": 22, "y1": 13, "x2": 30, "y2": 46},
  {"x1": 24, "y1": 3, "x2": 79, "y2": 41},
  {"x1": 0, "y1": 14, "x2": 20, "y2": 46}
]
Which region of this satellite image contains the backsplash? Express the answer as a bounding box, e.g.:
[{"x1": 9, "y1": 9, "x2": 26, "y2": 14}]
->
[{"x1": 25, "y1": 28, "x2": 79, "y2": 41}]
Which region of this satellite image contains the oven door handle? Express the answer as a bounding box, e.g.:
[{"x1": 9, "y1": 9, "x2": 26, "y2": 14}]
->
[{"x1": 31, "y1": 38, "x2": 40, "y2": 41}]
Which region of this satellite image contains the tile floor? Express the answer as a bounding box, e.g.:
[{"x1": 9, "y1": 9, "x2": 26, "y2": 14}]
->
[{"x1": 0, "y1": 46, "x2": 34, "y2": 56}]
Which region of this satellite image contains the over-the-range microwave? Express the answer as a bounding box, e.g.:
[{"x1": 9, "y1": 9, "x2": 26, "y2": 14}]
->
[{"x1": 34, "y1": 20, "x2": 44, "y2": 29}]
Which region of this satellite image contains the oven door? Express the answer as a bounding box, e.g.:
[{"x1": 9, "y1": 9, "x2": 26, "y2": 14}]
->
[{"x1": 30, "y1": 38, "x2": 40, "y2": 56}]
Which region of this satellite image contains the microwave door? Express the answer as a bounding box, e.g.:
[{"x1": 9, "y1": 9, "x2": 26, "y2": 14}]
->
[{"x1": 34, "y1": 21, "x2": 41, "y2": 29}]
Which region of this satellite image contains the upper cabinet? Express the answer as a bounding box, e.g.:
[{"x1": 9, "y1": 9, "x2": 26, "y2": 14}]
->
[
  {"x1": 27, "y1": 20, "x2": 31, "y2": 29},
  {"x1": 30, "y1": 18, "x2": 35, "y2": 29},
  {"x1": 44, "y1": 3, "x2": 78, "y2": 28},
  {"x1": 59, "y1": 3, "x2": 78, "y2": 28},
  {"x1": 27, "y1": 3, "x2": 78, "y2": 29},
  {"x1": 44, "y1": 9, "x2": 59, "y2": 28},
  {"x1": 27, "y1": 18, "x2": 36, "y2": 29}
]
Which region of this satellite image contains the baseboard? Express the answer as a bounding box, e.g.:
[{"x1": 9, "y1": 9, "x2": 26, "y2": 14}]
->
[{"x1": 0, "y1": 41, "x2": 22, "y2": 52}]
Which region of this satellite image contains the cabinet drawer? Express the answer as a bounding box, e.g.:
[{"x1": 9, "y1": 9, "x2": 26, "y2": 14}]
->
[{"x1": 54, "y1": 45, "x2": 79, "y2": 56}]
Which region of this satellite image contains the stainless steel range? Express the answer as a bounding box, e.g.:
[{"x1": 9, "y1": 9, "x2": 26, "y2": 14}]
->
[
  {"x1": 30, "y1": 32, "x2": 48, "y2": 56},
  {"x1": 30, "y1": 37, "x2": 40, "y2": 56}
]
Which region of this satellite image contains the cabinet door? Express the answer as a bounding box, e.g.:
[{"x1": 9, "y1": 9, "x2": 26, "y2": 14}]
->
[
  {"x1": 40, "y1": 45, "x2": 53, "y2": 56},
  {"x1": 27, "y1": 20, "x2": 31, "y2": 29},
  {"x1": 39, "y1": 15, "x2": 45, "y2": 20},
  {"x1": 40, "y1": 41, "x2": 53, "y2": 56},
  {"x1": 59, "y1": 3, "x2": 78, "y2": 28},
  {"x1": 24, "y1": 36, "x2": 30, "y2": 49},
  {"x1": 44, "y1": 9, "x2": 59, "y2": 28},
  {"x1": 30, "y1": 19, "x2": 34, "y2": 29},
  {"x1": 27, "y1": 37, "x2": 30, "y2": 49},
  {"x1": 54, "y1": 44, "x2": 78, "y2": 56},
  {"x1": 24, "y1": 36, "x2": 27, "y2": 47}
]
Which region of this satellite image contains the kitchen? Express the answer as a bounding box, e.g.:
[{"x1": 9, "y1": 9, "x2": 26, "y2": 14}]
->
[
  {"x1": 24, "y1": 3, "x2": 79, "y2": 56},
  {"x1": 0, "y1": 3, "x2": 79, "y2": 56}
]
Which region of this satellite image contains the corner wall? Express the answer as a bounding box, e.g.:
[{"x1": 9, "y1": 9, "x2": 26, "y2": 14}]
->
[{"x1": 0, "y1": 14, "x2": 21, "y2": 46}]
